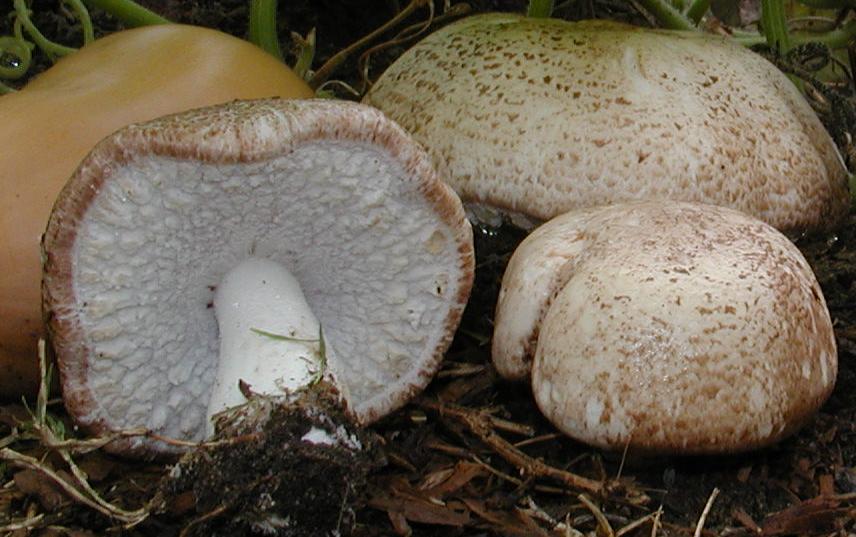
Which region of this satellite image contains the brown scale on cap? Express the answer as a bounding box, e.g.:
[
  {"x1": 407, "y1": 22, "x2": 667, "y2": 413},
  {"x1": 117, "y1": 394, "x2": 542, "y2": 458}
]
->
[
  {"x1": 493, "y1": 201, "x2": 836, "y2": 455},
  {"x1": 365, "y1": 13, "x2": 850, "y2": 233}
]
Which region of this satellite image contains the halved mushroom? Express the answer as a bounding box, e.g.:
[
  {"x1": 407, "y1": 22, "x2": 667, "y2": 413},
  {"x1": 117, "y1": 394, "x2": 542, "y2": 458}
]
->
[
  {"x1": 364, "y1": 13, "x2": 849, "y2": 232},
  {"x1": 42, "y1": 98, "x2": 475, "y2": 456},
  {"x1": 493, "y1": 201, "x2": 836, "y2": 454}
]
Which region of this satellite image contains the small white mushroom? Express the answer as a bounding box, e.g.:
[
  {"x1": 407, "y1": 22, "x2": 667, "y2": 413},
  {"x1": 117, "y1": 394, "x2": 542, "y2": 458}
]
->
[
  {"x1": 364, "y1": 13, "x2": 849, "y2": 232},
  {"x1": 42, "y1": 98, "x2": 475, "y2": 456},
  {"x1": 493, "y1": 201, "x2": 837, "y2": 454}
]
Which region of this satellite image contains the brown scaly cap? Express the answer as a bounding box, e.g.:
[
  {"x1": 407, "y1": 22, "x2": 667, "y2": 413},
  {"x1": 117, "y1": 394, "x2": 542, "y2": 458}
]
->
[
  {"x1": 42, "y1": 98, "x2": 474, "y2": 456},
  {"x1": 494, "y1": 201, "x2": 836, "y2": 455},
  {"x1": 365, "y1": 13, "x2": 850, "y2": 233}
]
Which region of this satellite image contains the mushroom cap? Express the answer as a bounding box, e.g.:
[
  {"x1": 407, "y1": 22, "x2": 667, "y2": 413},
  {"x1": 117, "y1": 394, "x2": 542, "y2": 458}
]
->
[
  {"x1": 42, "y1": 98, "x2": 474, "y2": 455},
  {"x1": 363, "y1": 13, "x2": 849, "y2": 233},
  {"x1": 494, "y1": 201, "x2": 836, "y2": 454}
]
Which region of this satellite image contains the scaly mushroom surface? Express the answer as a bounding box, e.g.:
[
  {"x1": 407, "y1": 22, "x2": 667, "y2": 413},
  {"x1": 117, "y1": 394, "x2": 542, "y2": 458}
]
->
[
  {"x1": 42, "y1": 98, "x2": 474, "y2": 456},
  {"x1": 493, "y1": 201, "x2": 836, "y2": 454},
  {"x1": 364, "y1": 13, "x2": 849, "y2": 233}
]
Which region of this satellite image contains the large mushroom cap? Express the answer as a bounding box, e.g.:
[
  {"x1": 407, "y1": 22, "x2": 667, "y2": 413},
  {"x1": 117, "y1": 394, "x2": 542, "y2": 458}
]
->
[
  {"x1": 364, "y1": 13, "x2": 849, "y2": 232},
  {"x1": 42, "y1": 98, "x2": 474, "y2": 455},
  {"x1": 494, "y1": 201, "x2": 837, "y2": 454}
]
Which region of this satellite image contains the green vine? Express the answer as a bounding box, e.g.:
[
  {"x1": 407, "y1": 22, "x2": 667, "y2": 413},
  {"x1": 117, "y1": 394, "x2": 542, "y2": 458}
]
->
[
  {"x1": 12, "y1": 0, "x2": 78, "y2": 60},
  {"x1": 761, "y1": 0, "x2": 792, "y2": 53},
  {"x1": 82, "y1": 0, "x2": 170, "y2": 27},
  {"x1": 249, "y1": 0, "x2": 283, "y2": 60},
  {"x1": 0, "y1": 0, "x2": 171, "y2": 92}
]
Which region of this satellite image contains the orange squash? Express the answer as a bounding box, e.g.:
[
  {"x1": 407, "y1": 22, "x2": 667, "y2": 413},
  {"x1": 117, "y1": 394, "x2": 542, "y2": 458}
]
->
[{"x1": 0, "y1": 24, "x2": 314, "y2": 397}]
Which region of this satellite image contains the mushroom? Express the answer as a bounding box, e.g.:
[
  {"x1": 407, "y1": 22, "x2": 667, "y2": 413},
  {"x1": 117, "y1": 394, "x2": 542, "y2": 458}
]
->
[
  {"x1": 0, "y1": 24, "x2": 314, "y2": 399},
  {"x1": 493, "y1": 201, "x2": 836, "y2": 454},
  {"x1": 41, "y1": 98, "x2": 475, "y2": 456},
  {"x1": 364, "y1": 13, "x2": 849, "y2": 233}
]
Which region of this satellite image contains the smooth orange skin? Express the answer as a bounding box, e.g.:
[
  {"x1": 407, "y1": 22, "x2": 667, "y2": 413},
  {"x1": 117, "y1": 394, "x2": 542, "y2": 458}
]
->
[{"x1": 0, "y1": 25, "x2": 314, "y2": 398}]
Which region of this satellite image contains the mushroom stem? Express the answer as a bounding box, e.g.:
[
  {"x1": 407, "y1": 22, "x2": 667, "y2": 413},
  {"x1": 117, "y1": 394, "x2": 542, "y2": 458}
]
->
[{"x1": 206, "y1": 257, "x2": 326, "y2": 433}]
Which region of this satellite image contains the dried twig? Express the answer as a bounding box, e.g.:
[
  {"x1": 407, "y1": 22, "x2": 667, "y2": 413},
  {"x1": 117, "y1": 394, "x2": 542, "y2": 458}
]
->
[
  {"x1": 0, "y1": 513, "x2": 45, "y2": 532},
  {"x1": 0, "y1": 448, "x2": 148, "y2": 524},
  {"x1": 615, "y1": 506, "x2": 662, "y2": 537},
  {"x1": 420, "y1": 399, "x2": 604, "y2": 494},
  {"x1": 178, "y1": 503, "x2": 229, "y2": 537},
  {"x1": 579, "y1": 493, "x2": 615, "y2": 537},
  {"x1": 309, "y1": 0, "x2": 430, "y2": 89},
  {"x1": 0, "y1": 341, "x2": 151, "y2": 526},
  {"x1": 693, "y1": 487, "x2": 720, "y2": 537}
]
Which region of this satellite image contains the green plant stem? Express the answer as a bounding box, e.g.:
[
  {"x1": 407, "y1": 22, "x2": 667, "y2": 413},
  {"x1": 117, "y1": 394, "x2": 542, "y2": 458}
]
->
[
  {"x1": 65, "y1": 0, "x2": 95, "y2": 44},
  {"x1": 685, "y1": 0, "x2": 710, "y2": 24},
  {"x1": 734, "y1": 20, "x2": 856, "y2": 49},
  {"x1": 526, "y1": 0, "x2": 554, "y2": 17},
  {"x1": 13, "y1": 0, "x2": 76, "y2": 59},
  {"x1": 635, "y1": 0, "x2": 697, "y2": 31},
  {"x1": 82, "y1": 0, "x2": 170, "y2": 27},
  {"x1": 248, "y1": 0, "x2": 283, "y2": 60},
  {"x1": 761, "y1": 0, "x2": 791, "y2": 52}
]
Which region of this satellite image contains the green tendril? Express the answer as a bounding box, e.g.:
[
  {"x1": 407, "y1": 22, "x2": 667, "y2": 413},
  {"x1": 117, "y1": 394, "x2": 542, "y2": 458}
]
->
[
  {"x1": 13, "y1": 0, "x2": 77, "y2": 60},
  {"x1": 64, "y1": 0, "x2": 95, "y2": 44},
  {"x1": 0, "y1": 36, "x2": 32, "y2": 80},
  {"x1": 82, "y1": 0, "x2": 170, "y2": 27},
  {"x1": 526, "y1": 0, "x2": 555, "y2": 18},
  {"x1": 249, "y1": 0, "x2": 284, "y2": 61}
]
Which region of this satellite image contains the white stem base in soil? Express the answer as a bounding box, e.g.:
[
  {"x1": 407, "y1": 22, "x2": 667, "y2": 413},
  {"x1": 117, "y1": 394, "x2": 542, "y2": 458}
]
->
[{"x1": 206, "y1": 257, "x2": 325, "y2": 433}]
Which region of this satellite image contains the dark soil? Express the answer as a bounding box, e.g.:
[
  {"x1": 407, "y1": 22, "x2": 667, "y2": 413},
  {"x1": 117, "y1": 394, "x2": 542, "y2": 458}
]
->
[{"x1": 1, "y1": 1, "x2": 854, "y2": 536}]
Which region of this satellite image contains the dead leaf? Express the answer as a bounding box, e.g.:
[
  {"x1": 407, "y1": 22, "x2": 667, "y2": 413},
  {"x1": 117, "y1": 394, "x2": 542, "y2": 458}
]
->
[
  {"x1": 387, "y1": 510, "x2": 412, "y2": 536},
  {"x1": 761, "y1": 497, "x2": 840, "y2": 536},
  {"x1": 421, "y1": 461, "x2": 485, "y2": 498},
  {"x1": 732, "y1": 507, "x2": 761, "y2": 533},
  {"x1": 369, "y1": 490, "x2": 470, "y2": 527},
  {"x1": 462, "y1": 498, "x2": 551, "y2": 537},
  {"x1": 14, "y1": 469, "x2": 69, "y2": 511}
]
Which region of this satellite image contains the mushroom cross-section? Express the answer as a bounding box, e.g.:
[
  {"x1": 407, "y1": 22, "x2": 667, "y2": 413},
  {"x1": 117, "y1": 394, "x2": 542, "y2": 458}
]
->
[
  {"x1": 364, "y1": 13, "x2": 849, "y2": 233},
  {"x1": 42, "y1": 98, "x2": 475, "y2": 455},
  {"x1": 493, "y1": 201, "x2": 836, "y2": 454}
]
